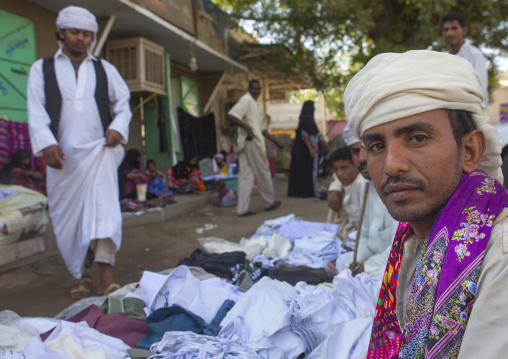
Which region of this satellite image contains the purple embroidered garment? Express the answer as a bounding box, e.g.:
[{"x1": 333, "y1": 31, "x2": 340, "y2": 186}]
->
[
  {"x1": 400, "y1": 172, "x2": 508, "y2": 358},
  {"x1": 368, "y1": 171, "x2": 508, "y2": 359}
]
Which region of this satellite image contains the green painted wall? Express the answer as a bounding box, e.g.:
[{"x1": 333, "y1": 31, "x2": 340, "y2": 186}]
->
[
  {"x1": 142, "y1": 75, "x2": 201, "y2": 170},
  {"x1": 179, "y1": 76, "x2": 200, "y2": 117},
  {"x1": 0, "y1": 10, "x2": 36, "y2": 123},
  {"x1": 142, "y1": 95, "x2": 175, "y2": 171}
]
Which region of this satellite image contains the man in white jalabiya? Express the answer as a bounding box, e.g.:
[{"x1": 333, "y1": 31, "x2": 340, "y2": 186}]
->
[
  {"x1": 27, "y1": 6, "x2": 132, "y2": 298},
  {"x1": 441, "y1": 11, "x2": 489, "y2": 107},
  {"x1": 334, "y1": 125, "x2": 398, "y2": 278}
]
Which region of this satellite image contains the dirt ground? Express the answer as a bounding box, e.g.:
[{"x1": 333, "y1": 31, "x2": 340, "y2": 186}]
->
[{"x1": 0, "y1": 176, "x2": 330, "y2": 317}]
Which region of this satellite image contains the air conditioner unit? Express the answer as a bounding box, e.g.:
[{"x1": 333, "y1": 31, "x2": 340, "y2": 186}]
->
[{"x1": 106, "y1": 37, "x2": 166, "y2": 94}]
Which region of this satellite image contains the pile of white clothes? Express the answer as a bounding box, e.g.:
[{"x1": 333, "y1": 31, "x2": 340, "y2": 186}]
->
[
  {"x1": 0, "y1": 310, "x2": 128, "y2": 359},
  {"x1": 140, "y1": 270, "x2": 380, "y2": 359},
  {"x1": 1, "y1": 215, "x2": 385, "y2": 359},
  {"x1": 199, "y1": 215, "x2": 345, "y2": 270},
  {"x1": 138, "y1": 265, "x2": 242, "y2": 321}
]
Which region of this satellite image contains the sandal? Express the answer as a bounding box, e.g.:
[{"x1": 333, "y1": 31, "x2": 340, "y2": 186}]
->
[
  {"x1": 70, "y1": 277, "x2": 92, "y2": 300},
  {"x1": 99, "y1": 283, "x2": 121, "y2": 296}
]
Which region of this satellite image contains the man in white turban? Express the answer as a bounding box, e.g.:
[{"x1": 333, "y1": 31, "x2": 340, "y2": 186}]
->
[
  {"x1": 332, "y1": 125, "x2": 398, "y2": 277},
  {"x1": 27, "y1": 6, "x2": 132, "y2": 298},
  {"x1": 344, "y1": 50, "x2": 507, "y2": 359}
]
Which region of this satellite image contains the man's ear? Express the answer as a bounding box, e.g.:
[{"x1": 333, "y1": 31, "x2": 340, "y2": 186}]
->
[
  {"x1": 462, "y1": 129, "x2": 485, "y2": 174},
  {"x1": 57, "y1": 28, "x2": 65, "y2": 41},
  {"x1": 462, "y1": 26, "x2": 469, "y2": 37}
]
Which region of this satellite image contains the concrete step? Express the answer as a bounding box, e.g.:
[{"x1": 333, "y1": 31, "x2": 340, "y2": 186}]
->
[{"x1": 0, "y1": 192, "x2": 218, "y2": 273}]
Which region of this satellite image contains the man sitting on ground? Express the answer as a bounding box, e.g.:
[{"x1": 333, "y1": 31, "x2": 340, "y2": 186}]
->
[
  {"x1": 326, "y1": 146, "x2": 363, "y2": 245},
  {"x1": 335, "y1": 126, "x2": 398, "y2": 277},
  {"x1": 345, "y1": 50, "x2": 507, "y2": 358}
]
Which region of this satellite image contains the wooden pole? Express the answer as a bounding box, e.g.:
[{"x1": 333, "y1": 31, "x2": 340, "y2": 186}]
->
[{"x1": 352, "y1": 181, "x2": 370, "y2": 267}]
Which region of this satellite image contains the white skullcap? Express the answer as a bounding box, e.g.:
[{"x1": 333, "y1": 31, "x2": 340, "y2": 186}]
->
[
  {"x1": 342, "y1": 124, "x2": 360, "y2": 147},
  {"x1": 344, "y1": 50, "x2": 503, "y2": 181},
  {"x1": 56, "y1": 6, "x2": 98, "y2": 33}
]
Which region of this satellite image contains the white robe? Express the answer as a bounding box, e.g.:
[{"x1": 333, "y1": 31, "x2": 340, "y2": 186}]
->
[
  {"x1": 356, "y1": 180, "x2": 398, "y2": 273},
  {"x1": 27, "y1": 49, "x2": 131, "y2": 278},
  {"x1": 455, "y1": 42, "x2": 489, "y2": 107},
  {"x1": 327, "y1": 174, "x2": 365, "y2": 242}
]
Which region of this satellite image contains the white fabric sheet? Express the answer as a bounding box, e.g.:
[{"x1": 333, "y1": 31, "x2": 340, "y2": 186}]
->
[
  {"x1": 219, "y1": 277, "x2": 305, "y2": 359},
  {"x1": 138, "y1": 265, "x2": 242, "y2": 323},
  {"x1": 21, "y1": 321, "x2": 129, "y2": 359}
]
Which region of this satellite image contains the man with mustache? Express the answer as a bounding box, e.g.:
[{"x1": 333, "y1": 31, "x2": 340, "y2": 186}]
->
[
  {"x1": 345, "y1": 50, "x2": 507, "y2": 358},
  {"x1": 442, "y1": 11, "x2": 488, "y2": 107},
  {"x1": 334, "y1": 126, "x2": 398, "y2": 276}
]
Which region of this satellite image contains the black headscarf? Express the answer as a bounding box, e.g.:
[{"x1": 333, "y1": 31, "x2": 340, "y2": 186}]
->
[
  {"x1": 118, "y1": 149, "x2": 141, "y2": 198},
  {"x1": 287, "y1": 101, "x2": 320, "y2": 197},
  {"x1": 0, "y1": 149, "x2": 31, "y2": 184},
  {"x1": 297, "y1": 100, "x2": 319, "y2": 136},
  {"x1": 172, "y1": 156, "x2": 198, "y2": 180}
]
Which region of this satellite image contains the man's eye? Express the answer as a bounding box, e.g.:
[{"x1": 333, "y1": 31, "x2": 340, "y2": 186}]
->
[
  {"x1": 410, "y1": 135, "x2": 427, "y2": 143},
  {"x1": 368, "y1": 143, "x2": 384, "y2": 152}
]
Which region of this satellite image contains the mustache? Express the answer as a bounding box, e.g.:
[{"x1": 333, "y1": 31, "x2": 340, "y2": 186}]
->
[
  {"x1": 380, "y1": 175, "x2": 425, "y2": 192},
  {"x1": 357, "y1": 161, "x2": 367, "y2": 171}
]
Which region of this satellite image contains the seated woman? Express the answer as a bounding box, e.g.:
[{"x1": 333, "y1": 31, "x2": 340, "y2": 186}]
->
[
  {"x1": 213, "y1": 153, "x2": 229, "y2": 177},
  {"x1": 166, "y1": 157, "x2": 206, "y2": 194},
  {"x1": 0, "y1": 149, "x2": 46, "y2": 195},
  {"x1": 118, "y1": 149, "x2": 157, "y2": 200},
  {"x1": 212, "y1": 179, "x2": 237, "y2": 207},
  {"x1": 145, "y1": 159, "x2": 173, "y2": 198}
]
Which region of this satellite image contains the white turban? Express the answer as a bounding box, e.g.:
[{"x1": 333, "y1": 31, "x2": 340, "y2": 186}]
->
[
  {"x1": 56, "y1": 6, "x2": 98, "y2": 51},
  {"x1": 344, "y1": 50, "x2": 503, "y2": 181},
  {"x1": 342, "y1": 124, "x2": 360, "y2": 147}
]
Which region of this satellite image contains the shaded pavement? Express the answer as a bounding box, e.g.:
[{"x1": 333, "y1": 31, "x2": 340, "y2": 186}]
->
[{"x1": 0, "y1": 175, "x2": 330, "y2": 317}]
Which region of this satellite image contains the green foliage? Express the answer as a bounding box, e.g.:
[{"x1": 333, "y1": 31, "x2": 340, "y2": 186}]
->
[{"x1": 218, "y1": 0, "x2": 508, "y2": 114}]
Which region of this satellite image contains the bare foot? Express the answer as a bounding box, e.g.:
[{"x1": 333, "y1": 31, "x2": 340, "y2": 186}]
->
[{"x1": 97, "y1": 263, "x2": 117, "y2": 295}]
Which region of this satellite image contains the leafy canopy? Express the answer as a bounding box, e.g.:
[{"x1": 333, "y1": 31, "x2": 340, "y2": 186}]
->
[{"x1": 218, "y1": 0, "x2": 508, "y2": 96}]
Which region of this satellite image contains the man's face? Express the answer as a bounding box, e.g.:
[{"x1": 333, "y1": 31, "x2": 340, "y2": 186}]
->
[
  {"x1": 59, "y1": 28, "x2": 93, "y2": 58},
  {"x1": 333, "y1": 159, "x2": 359, "y2": 186},
  {"x1": 362, "y1": 109, "x2": 463, "y2": 227},
  {"x1": 248, "y1": 82, "x2": 262, "y2": 100},
  {"x1": 442, "y1": 20, "x2": 467, "y2": 48},
  {"x1": 350, "y1": 142, "x2": 370, "y2": 180},
  {"x1": 147, "y1": 162, "x2": 156, "y2": 172}
]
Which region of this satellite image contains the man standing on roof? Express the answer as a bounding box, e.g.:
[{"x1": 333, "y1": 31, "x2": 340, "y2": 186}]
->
[
  {"x1": 228, "y1": 79, "x2": 284, "y2": 217},
  {"x1": 27, "y1": 6, "x2": 132, "y2": 299},
  {"x1": 442, "y1": 11, "x2": 489, "y2": 107}
]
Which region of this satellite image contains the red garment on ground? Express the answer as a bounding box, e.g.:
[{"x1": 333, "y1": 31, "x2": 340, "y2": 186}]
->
[{"x1": 40, "y1": 304, "x2": 149, "y2": 347}]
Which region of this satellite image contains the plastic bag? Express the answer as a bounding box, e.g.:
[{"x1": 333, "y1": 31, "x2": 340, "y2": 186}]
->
[
  {"x1": 198, "y1": 236, "x2": 267, "y2": 260},
  {"x1": 0, "y1": 310, "x2": 42, "y2": 351}
]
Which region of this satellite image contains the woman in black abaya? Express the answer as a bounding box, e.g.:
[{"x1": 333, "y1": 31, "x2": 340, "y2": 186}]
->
[{"x1": 287, "y1": 101, "x2": 323, "y2": 197}]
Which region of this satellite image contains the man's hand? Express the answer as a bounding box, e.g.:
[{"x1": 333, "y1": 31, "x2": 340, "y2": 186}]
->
[
  {"x1": 246, "y1": 128, "x2": 254, "y2": 140},
  {"x1": 349, "y1": 262, "x2": 365, "y2": 276},
  {"x1": 26, "y1": 170, "x2": 43, "y2": 179},
  {"x1": 328, "y1": 190, "x2": 342, "y2": 212},
  {"x1": 105, "y1": 130, "x2": 122, "y2": 147},
  {"x1": 42, "y1": 145, "x2": 65, "y2": 169}
]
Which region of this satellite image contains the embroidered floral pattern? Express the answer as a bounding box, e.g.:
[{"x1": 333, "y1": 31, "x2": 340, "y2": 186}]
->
[
  {"x1": 475, "y1": 177, "x2": 497, "y2": 195},
  {"x1": 451, "y1": 206, "x2": 494, "y2": 262}
]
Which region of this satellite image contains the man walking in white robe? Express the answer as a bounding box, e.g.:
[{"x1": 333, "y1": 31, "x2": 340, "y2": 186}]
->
[{"x1": 27, "y1": 6, "x2": 132, "y2": 298}]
